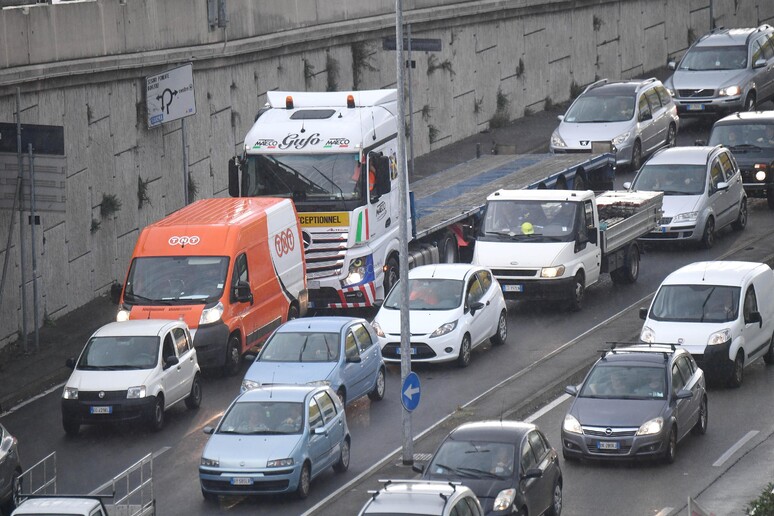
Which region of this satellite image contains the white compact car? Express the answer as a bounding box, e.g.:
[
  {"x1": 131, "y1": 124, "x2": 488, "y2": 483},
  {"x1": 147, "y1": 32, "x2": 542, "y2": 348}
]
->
[
  {"x1": 640, "y1": 261, "x2": 774, "y2": 387},
  {"x1": 61, "y1": 319, "x2": 202, "y2": 436},
  {"x1": 372, "y1": 264, "x2": 508, "y2": 367}
]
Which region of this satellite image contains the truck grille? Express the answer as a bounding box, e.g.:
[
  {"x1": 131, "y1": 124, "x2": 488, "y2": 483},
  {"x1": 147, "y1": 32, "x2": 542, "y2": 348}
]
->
[
  {"x1": 678, "y1": 88, "x2": 715, "y2": 98},
  {"x1": 491, "y1": 269, "x2": 538, "y2": 277},
  {"x1": 78, "y1": 390, "x2": 128, "y2": 401},
  {"x1": 303, "y1": 230, "x2": 348, "y2": 279}
]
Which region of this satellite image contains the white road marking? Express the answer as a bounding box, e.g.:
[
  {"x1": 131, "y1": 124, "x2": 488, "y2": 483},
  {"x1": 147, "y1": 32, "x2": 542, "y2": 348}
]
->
[
  {"x1": 524, "y1": 394, "x2": 570, "y2": 423},
  {"x1": 0, "y1": 382, "x2": 66, "y2": 417},
  {"x1": 712, "y1": 430, "x2": 758, "y2": 467},
  {"x1": 654, "y1": 508, "x2": 673, "y2": 516}
]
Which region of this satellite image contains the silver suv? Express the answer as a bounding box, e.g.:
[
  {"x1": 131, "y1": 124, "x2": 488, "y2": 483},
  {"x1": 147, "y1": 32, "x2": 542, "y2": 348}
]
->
[
  {"x1": 550, "y1": 78, "x2": 680, "y2": 170},
  {"x1": 358, "y1": 480, "x2": 483, "y2": 516},
  {"x1": 664, "y1": 25, "x2": 774, "y2": 116}
]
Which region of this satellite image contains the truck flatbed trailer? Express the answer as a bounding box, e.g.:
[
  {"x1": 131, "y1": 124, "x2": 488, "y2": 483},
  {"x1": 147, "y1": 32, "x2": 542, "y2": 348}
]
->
[{"x1": 412, "y1": 153, "x2": 615, "y2": 239}]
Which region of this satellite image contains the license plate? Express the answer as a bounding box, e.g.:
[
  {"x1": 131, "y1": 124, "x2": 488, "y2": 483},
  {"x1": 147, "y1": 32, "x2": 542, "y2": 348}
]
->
[
  {"x1": 308, "y1": 280, "x2": 321, "y2": 289},
  {"x1": 503, "y1": 284, "x2": 524, "y2": 293},
  {"x1": 395, "y1": 347, "x2": 416, "y2": 356},
  {"x1": 90, "y1": 406, "x2": 112, "y2": 415},
  {"x1": 686, "y1": 104, "x2": 705, "y2": 111},
  {"x1": 661, "y1": 226, "x2": 668, "y2": 233},
  {"x1": 597, "y1": 441, "x2": 619, "y2": 450},
  {"x1": 231, "y1": 477, "x2": 253, "y2": 486}
]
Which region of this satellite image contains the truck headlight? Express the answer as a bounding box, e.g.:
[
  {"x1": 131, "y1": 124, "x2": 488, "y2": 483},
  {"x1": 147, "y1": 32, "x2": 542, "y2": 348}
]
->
[
  {"x1": 541, "y1": 265, "x2": 565, "y2": 278},
  {"x1": 673, "y1": 211, "x2": 698, "y2": 223},
  {"x1": 372, "y1": 321, "x2": 385, "y2": 337},
  {"x1": 127, "y1": 386, "x2": 146, "y2": 399},
  {"x1": 343, "y1": 255, "x2": 373, "y2": 287},
  {"x1": 563, "y1": 414, "x2": 583, "y2": 434},
  {"x1": 117, "y1": 309, "x2": 131, "y2": 322},
  {"x1": 707, "y1": 328, "x2": 731, "y2": 346},
  {"x1": 636, "y1": 417, "x2": 663, "y2": 436},
  {"x1": 201, "y1": 457, "x2": 219, "y2": 467},
  {"x1": 63, "y1": 387, "x2": 78, "y2": 400},
  {"x1": 551, "y1": 130, "x2": 567, "y2": 149},
  {"x1": 241, "y1": 379, "x2": 261, "y2": 392},
  {"x1": 430, "y1": 321, "x2": 458, "y2": 338},
  {"x1": 718, "y1": 85, "x2": 741, "y2": 97},
  {"x1": 267, "y1": 458, "x2": 294, "y2": 468},
  {"x1": 493, "y1": 489, "x2": 516, "y2": 511},
  {"x1": 612, "y1": 132, "x2": 631, "y2": 146},
  {"x1": 200, "y1": 302, "x2": 224, "y2": 325},
  {"x1": 640, "y1": 325, "x2": 655, "y2": 343}
]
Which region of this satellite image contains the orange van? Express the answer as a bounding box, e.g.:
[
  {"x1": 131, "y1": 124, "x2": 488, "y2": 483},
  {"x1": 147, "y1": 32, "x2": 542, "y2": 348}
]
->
[{"x1": 116, "y1": 197, "x2": 307, "y2": 375}]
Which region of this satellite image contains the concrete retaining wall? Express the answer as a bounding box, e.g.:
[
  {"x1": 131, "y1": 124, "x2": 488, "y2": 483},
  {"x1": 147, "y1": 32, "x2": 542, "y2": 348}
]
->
[{"x1": 0, "y1": 0, "x2": 771, "y2": 349}]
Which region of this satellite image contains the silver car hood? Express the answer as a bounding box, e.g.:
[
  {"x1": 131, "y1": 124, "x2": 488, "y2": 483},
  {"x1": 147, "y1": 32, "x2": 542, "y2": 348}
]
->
[
  {"x1": 557, "y1": 121, "x2": 631, "y2": 146},
  {"x1": 670, "y1": 69, "x2": 749, "y2": 92},
  {"x1": 661, "y1": 195, "x2": 701, "y2": 218}
]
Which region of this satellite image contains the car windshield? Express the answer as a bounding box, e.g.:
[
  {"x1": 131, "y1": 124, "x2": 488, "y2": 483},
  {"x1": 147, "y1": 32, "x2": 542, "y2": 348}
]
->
[
  {"x1": 580, "y1": 364, "x2": 667, "y2": 400},
  {"x1": 383, "y1": 278, "x2": 464, "y2": 310},
  {"x1": 258, "y1": 332, "x2": 340, "y2": 362},
  {"x1": 218, "y1": 401, "x2": 304, "y2": 435},
  {"x1": 77, "y1": 336, "x2": 159, "y2": 370},
  {"x1": 479, "y1": 200, "x2": 579, "y2": 242},
  {"x1": 678, "y1": 45, "x2": 748, "y2": 71},
  {"x1": 631, "y1": 164, "x2": 706, "y2": 195},
  {"x1": 709, "y1": 123, "x2": 774, "y2": 150},
  {"x1": 428, "y1": 440, "x2": 516, "y2": 479},
  {"x1": 125, "y1": 256, "x2": 229, "y2": 304},
  {"x1": 563, "y1": 94, "x2": 635, "y2": 123},
  {"x1": 650, "y1": 284, "x2": 740, "y2": 322}
]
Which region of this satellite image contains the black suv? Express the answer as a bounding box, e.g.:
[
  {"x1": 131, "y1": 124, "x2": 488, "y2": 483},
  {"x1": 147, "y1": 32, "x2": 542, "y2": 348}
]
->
[
  {"x1": 707, "y1": 111, "x2": 774, "y2": 209},
  {"x1": 562, "y1": 343, "x2": 707, "y2": 463}
]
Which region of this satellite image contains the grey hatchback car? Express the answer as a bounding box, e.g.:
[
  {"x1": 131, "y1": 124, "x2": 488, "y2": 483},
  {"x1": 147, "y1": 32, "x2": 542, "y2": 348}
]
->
[
  {"x1": 562, "y1": 344, "x2": 707, "y2": 463},
  {"x1": 664, "y1": 25, "x2": 774, "y2": 116},
  {"x1": 550, "y1": 78, "x2": 679, "y2": 170}
]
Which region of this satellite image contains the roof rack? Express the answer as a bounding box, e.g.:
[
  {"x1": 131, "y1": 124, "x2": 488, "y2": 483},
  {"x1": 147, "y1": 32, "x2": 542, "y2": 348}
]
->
[
  {"x1": 598, "y1": 341, "x2": 677, "y2": 359},
  {"x1": 583, "y1": 78, "x2": 608, "y2": 94},
  {"x1": 368, "y1": 480, "x2": 462, "y2": 508}
]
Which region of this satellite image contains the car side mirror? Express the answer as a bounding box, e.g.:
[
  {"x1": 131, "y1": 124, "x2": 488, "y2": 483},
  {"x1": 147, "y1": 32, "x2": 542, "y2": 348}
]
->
[
  {"x1": 746, "y1": 311, "x2": 762, "y2": 327},
  {"x1": 675, "y1": 389, "x2": 693, "y2": 400},
  {"x1": 667, "y1": 61, "x2": 676, "y2": 70},
  {"x1": 313, "y1": 426, "x2": 326, "y2": 435},
  {"x1": 203, "y1": 426, "x2": 214, "y2": 435},
  {"x1": 346, "y1": 354, "x2": 362, "y2": 364},
  {"x1": 228, "y1": 156, "x2": 241, "y2": 197},
  {"x1": 717, "y1": 181, "x2": 729, "y2": 191},
  {"x1": 234, "y1": 281, "x2": 254, "y2": 304},
  {"x1": 622, "y1": 182, "x2": 632, "y2": 190},
  {"x1": 639, "y1": 307, "x2": 648, "y2": 320},
  {"x1": 412, "y1": 463, "x2": 425, "y2": 474},
  {"x1": 557, "y1": 115, "x2": 565, "y2": 122},
  {"x1": 522, "y1": 467, "x2": 543, "y2": 480},
  {"x1": 164, "y1": 355, "x2": 180, "y2": 369},
  {"x1": 110, "y1": 282, "x2": 123, "y2": 305},
  {"x1": 694, "y1": 139, "x2": 706, "y2": 146},
  {"x1": 66, "y1": 357, "x2": 76, "y2": 369},
  {"x1": 470, "y1": 301, "x2": 484, "y2": 315},
  {"x1": 753, "y1": 58, "x2": 766, "y2": 69},
  {"x1": 565, "y1": 385, "x2": 578, "y2": 396}
]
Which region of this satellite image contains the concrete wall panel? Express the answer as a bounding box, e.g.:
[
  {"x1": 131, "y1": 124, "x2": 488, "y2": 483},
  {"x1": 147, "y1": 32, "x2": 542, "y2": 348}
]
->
[
  {"x1": 643, "y1": 23, "x2": 668, "y2": 73},
  {"x1": 65, "y1": 167, "x2": 90, "y2": 263},
  {"x1": 665, "y1": 0, "x2": 690, "y2": 57},
  {"x1": 67, "y1": 247, "x2": 93, "y2": 307},
  {"x1": 41, "y1": 219, "x2": 67, "y2": 317}
]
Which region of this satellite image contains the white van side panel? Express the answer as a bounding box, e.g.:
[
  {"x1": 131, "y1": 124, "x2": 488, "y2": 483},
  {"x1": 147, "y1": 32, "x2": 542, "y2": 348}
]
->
[{"x1": 265, "y1": 200, "x2": 306, "y2": 305}]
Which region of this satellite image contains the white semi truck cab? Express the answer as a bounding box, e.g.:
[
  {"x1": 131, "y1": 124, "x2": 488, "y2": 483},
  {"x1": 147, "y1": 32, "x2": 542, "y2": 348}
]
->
[{"x1": 229, "y1": 90, "x2": 407, "y2": 309}]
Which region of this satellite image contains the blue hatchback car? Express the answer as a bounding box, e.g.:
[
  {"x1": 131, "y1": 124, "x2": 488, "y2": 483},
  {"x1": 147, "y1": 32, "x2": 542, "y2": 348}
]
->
[
  {"x1": 199, "y1": 384, "x2": 350, "y2": 500},
  {"x1": 241, "y1": 317, "x2": 386, "y2": 406}
]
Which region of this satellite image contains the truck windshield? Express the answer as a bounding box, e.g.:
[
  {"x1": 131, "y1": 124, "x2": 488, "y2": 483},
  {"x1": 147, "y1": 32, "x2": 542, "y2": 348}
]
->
[
  {"x1": 78, "y1": 336, "x2": 159, "y2": 370},
  {"x1": 479, "y1": 199, "x2": 579, "y2": 242},
  {"x1": 125, "y1": 256, "x2": 229, "y2": 304},
  {"x1": 241, "y1": 153, "x2": 364, "y2": 204},
  {"x1": 650, "y1": 284, "x2": 740, "y2": 323}
]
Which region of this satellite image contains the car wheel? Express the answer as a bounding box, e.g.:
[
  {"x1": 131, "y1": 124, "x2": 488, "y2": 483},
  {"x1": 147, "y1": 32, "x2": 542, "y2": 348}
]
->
[
  {"x1": 744, "y1": 92, "x2": 756, "y2": 112},
  {"x1": 567, "y1": 272, "x2": 585, "y2": 312},
  {"x1": 700, "y1": 217, "x2": 715, "y2": 250},
  {"x1": 630, "y1": 140, "x2": 642, "y2": 171},
  {"x1": 333, "y1": 438, "x2": 350, "y2": 473},
  {"x1": 546, "y1": 480, "x2": 563, "y2": 516},
  {"x1": 610, "y1": 243, "x2": 639, "y2": 284},
  {"x1": 573, "y1": 173, "x2": 586, "y2": 191},
  {"x1": 148, "y1": 395, "x2": 165, "y2": 432},
  {"x1": 767, "y1": 189, "x2": 774, "y2": 210},
  {"x1": 368, "y1": 367, "x2": 386, "y2": 401},
  {"x1": 185, "y1": 373, "x2": 202, "y2": 410},
  {"x1": 692, "y1": 395, "x2": 708, "y2": 435},
  {"x1": 222, "y1": 334, "x2": 242, "y2": 377},
  {"x1": 457, "y1": 334, "x2": 472, "y2": 368},
  {"x1": 666, "y1": 124, "x2": 676, "y2": 148},
  {"x1": 732, "y1": 197, "x2": 747, "y2": 231},
  {"x1": 663, "y1": 426, "x2": 677, "y2": 464},
  {"x1": 296, "y1": 462, "x2": 311, "y2": 499},
  {"x1": 728, "y1": 351, "x2": 744, "y2": 388},
  {"x1": 62, "y1": 417, "x2": 80, "y2": 437},
  {"x1": 336, "y1": 388, "x2": 347, "y2": 407},
  {"x1": 201, "y1": 489, "x2": 218, "y2": 503},
  {"x1": 383, "y1": 256, "x2": 399, "y2": 295},
  {"x1": 490, "y1": 310, "x2": 508, "y2": 346},
  {"x1": 763, "y1": 332, "x2": 774, "y2": 365}
]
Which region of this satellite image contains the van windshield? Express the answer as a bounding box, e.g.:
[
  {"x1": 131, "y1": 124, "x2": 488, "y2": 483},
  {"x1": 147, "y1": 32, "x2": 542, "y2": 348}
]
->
[
  {"x1": 78, "y1": 336, "x2": 159, "y2": 370},
  {"x1": 650, "y1": 284, "x2": 740, "y2": 322},
  {"x1": 125, "y1": 256, "x2": 229, "y2": 304},
  {"x1": 478, "y1": 200, "x2": 579, "y2": 242}
]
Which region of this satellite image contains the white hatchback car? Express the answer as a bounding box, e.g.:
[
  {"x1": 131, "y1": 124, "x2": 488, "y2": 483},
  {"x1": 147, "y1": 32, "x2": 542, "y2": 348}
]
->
[
  {"x1": 61, "y1": 319, "x2": 202, "y2": 436},
  {"x1": 372, "y1": 264, "x2": 508, "y2": 367},
  {"x1": 640, "y1": 261, "x2": 774, "y2": 387},
  {"x1": 625, "y1": 145, "x2": 747, "y2": 248}
]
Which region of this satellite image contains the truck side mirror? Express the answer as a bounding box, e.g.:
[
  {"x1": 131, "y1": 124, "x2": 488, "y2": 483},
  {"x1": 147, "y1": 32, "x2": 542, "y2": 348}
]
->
[
  {"x1": 234, "y1": 281, "x2": 254, "y2": 304},
  {"x1": 587, "y1": 227, "x2": 598, "y2": 244},
  {"x1": 639, "y1": 307, "x2": 648, "y2": 320},
  {"x1": 66, "y1": 357, "x2": 76, "y2": 369},
  {"x1": 110, "y1": 282, "x2": 123, "y2": 305},
  {"x1": 228, "y1": 157, "x2": 240, "y2": 197},
  {"x1": 746, "y1": 311, "x2": 762, "y2": 327},
  {"x1": 373, "y1": 155, "x2": 392, "y2": 197}
]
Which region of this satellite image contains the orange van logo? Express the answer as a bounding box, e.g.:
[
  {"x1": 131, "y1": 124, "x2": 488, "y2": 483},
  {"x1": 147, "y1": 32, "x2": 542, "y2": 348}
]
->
[
  {"x1": 168, "y1": 235, "x2": 200, "y2": 246},
  {"x1": 275, "y1": 229, "x2": 296, "y2": 257}
]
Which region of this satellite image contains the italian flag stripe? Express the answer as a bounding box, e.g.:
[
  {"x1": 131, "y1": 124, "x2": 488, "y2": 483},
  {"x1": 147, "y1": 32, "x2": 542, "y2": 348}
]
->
[{"x1": 356, "y1": 212, "x2": 364, "y2": 242}]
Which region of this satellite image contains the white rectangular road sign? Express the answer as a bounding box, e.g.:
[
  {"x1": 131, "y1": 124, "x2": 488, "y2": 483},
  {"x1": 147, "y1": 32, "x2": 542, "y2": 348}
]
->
[{"x1": 146, "y1": 63, "x2": 196, "y2": 128}]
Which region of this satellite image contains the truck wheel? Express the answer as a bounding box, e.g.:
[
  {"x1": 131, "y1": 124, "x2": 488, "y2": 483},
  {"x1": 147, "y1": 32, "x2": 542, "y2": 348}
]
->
[
  {"x1": 185, "y1": 373, "x2": 202, "y2": 410},
  {"x1": 383, "y1": 256, "x2": 399, "y2": 294},
  {"x1": 611, "y1": 244, "x2": 639, "y2": 285},
  {"x1": 767, "y1": 189, "x2": 774, "y2": 210},
  {"x1": 440, "y1": 234, "x2": 458, "y2": 263},
  {"x1": 288, "y1": 303, "x2": 299, "y2": 321},
  {"x1": 728, "y1": 351, "x2": 744, "y2": 388},
  {"x1": 732, "y1": 198, "x2": 747, "y2": 231},
  {"x1": 223, "y1": 334, "x2": 242, "y2": 377},
  {"x1": 62, "y1": 417, "x2": 80, "y2": 437},
  {"x1": 490, "y1": 310, "x2": 508, "y2": 346},
  {"x1": 573, "y1": 173, "x2": 586, "y2": 191},
  {"x1": 700, "y1": 216, "x2": 715, "y2": 249},
  {"x1": 567, "y1": 272, "x2": 585, "y2": 312}
]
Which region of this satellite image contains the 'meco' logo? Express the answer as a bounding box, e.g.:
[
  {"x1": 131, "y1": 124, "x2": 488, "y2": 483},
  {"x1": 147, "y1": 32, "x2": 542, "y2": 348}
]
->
[{"x1": 168, "y1": 236, "x2": 200, "y2": 246}]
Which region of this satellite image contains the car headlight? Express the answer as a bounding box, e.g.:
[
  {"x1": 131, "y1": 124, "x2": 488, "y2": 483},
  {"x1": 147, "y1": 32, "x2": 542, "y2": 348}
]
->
[
  {"x1": 612, "y1": 132, "x2": 631, "y2": 146},
  {"x1": 63, "y1": 387, "x2": 78, "y2": 400},
  {"x1": 267, "y1": 458, "x2": 294, "y2": 468},
  {"x1": 116, "y1": 309, "x2": 131, "y2": 322},
  {"x1": 541, "y1": 265, "x2": 565, "y2": 278},
  {"x1": 201, "y1": 457, "x2": 219, "y2": 467},
  {"x1": 372, "y1": 321, "x2": 385, "y2": 337},
  {"x1": 429, "y1": 320, "x2": 458, "y2": 338},
  {"x1": 636, "y1": 417, "x2": 663, "y2": 436},
  {"x1": 126, "y1": 386, "x2": 146, "y2": 399},
  {"x1": 718, "y1": 85, "x2": 741, "y2": 97},
  {"x1": 199, "y1": 301, "x2": 224, "y2": 325},
  {"x1": 551, "y1": 130, "x2": 567, "y2": 148},
  {"x1": 563, "y1": 414, "x2": 583, "y2": 434},
  {"x1": 672, "y1": 211, "x2": 698, "y2": 223},
  {"x1": 241, "y1": 379, "x2": 261, "y2": 392},
  {"x1": 666, "y1": 87, "x2": 675, "y2": 97},
  {"x1": 754, "y1": 164, "x2": 767, "y2": 181},
  {"x1": 640, "y1": 325, "x2": 655, "y2": 343},
  {"x1": 493, "y1": 488, "x2": 516, "y2": 511},
  {"x1": 708, "y1": 328, "x2": 731, "y2": 346}
]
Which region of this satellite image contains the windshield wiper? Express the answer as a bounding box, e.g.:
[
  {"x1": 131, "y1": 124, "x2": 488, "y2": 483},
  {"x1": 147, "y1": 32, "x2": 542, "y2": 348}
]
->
[
  {"x1": 125, "y1": 291, "x2": 155, "y2": 304},
  {"x1": 457, "y1": 467, "x2": 500, "y2": 479},
  {"x1": 729, "y1": 144, "x2": 760, "y2": 151}
]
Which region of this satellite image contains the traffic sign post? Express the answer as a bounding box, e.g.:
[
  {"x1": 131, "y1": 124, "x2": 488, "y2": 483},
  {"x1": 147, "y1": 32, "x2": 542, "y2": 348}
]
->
[{"x1": 401, "y1": 372, "x2": 421, "y2": 412}]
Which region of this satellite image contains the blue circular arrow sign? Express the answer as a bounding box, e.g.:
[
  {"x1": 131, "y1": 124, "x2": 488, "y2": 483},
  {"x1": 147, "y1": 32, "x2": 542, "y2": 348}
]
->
[{"x1": 401, "y1": 372, "x2": 421, "y2": 412}]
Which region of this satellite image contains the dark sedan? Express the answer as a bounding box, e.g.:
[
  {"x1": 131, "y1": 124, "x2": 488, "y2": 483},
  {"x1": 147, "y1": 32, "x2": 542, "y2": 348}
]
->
[
  {"x1": 562, "y1": 344, "x2": 707, "y2": 463},
  {"x1": 414, "y1": 421, "x2": 562, "y2": 516}
]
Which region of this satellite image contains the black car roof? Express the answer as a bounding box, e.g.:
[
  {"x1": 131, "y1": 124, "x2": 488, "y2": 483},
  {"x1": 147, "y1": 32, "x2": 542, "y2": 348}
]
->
[{"x1": 448, "y1": 421, "x2": 535, "y2": 442}]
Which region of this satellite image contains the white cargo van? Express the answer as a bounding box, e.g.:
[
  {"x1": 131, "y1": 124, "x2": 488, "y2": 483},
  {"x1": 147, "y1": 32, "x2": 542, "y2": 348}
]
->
[{"x1": 640, "y1": 261, "x2": 774, "y2": 387}]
